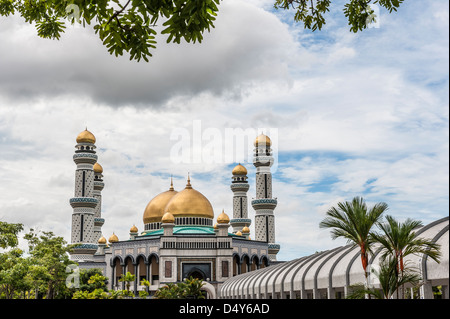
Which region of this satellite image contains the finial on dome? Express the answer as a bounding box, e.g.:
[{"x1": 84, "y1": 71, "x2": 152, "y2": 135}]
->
[
  {"x1": 186, "y1": 172, "x2": 192, "y2": 189},
  {"x1": 169, "y1": 175, "x2": 174, "y2": 191}
]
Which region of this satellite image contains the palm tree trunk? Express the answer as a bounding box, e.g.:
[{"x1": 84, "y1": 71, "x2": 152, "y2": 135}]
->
[
  {"x1": 360, "y1": 248, "x2": 372, "y2": 299},
  {"x1": 400, "y1": 253, "x2": 405, "y2": 299}
]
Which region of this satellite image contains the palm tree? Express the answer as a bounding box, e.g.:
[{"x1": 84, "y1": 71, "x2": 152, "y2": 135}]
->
[
  {"x1": 320, "y1": 196, "x2": 388, "y2": 291},
  {"x1": 347, "y1": 256, "x2": 421, "y2": 299},
  {"x1": 371, "y1": 215, "x2": 441, "y2": 298}
]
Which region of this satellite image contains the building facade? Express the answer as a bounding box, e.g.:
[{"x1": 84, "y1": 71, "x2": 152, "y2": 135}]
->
[{"x1": 69, "y1": 129, "x2": 278, "y2": 298}]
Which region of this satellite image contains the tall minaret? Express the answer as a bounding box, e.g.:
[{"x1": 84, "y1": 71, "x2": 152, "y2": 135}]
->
[
  {"x1": 252, "y1": 133, "x2": 280, "y2": 261},
  {"x1": 93, "y1": 162, "x2": 105, "y2": 243},
  {"x1": 69, "y1": 128, "x2": 99, "y2": 262},
  {"x1": 230, "y1": 163, "x2": 251, "y2": 235}
]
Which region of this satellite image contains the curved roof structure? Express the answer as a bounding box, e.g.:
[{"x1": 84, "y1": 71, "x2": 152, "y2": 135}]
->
[{"x1": 220, "y1": 216, "x2": 449, "y2": 299}]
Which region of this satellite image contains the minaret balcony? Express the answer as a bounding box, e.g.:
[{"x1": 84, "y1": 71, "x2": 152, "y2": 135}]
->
[
  {"x1": 268, "y1": 243, "x2": 280, "y2": 254},
  {"x1": 230, "y1": 218, "x2": 252, "y2": 225},
  {"x1": 251, "y1": 198, "x2": 277, "y2": 210},
  {"x1": 252, "y1": 156, "x2": 273, "y2": 167},
  {"x1": 70, "y1": 197, "x2": 98, "y2": 208},
  {"x1": 230, "y1": 183, "x2": 250, "y2": 191},
  {"x1": 94, "y1": 218, "x2": 105, "y2": 226},
  {"x1": 73, "y1": 152, "x2": 98, "y2": 164},
  {"x1": 93, "y1": 181, "x2": 105, "y2": 190}
]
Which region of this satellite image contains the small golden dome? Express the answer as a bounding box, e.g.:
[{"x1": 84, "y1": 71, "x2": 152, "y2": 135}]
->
[
  {"x1": 93, "y1": 162, "x2": 103, "y2": 173},
  {"x1": 242, "y1": 226, "x2": 250, "y2": 233},
  {"x1": 254, "y1": 133, "x2": 271, "y2": 147},
  {"x1": 213, "y1": 223, "x2": 218, "y2": 229},
  {"x1": 143, "y1": 183, "x2": 178, "y2": 224},
  {"x1": 232, "y1": 163, "x2": 247, "y2": 176},
  {"x1": 236, "y1": 231, "x2": 242, "y2": 236},
  {"x1": 164, "y1": 176, "x2": 214, "y2": 220},
  {"x1": 76, "y1": 128, "x2": 96, "y2": 144},
  {"x1": 130, "y1": 225, "x2": 138, "y2": 233},
  {"x1": 108, "y1": 233, "x2": 119, "y2": 243},
  {"x1": 162, "y1": 212, "x2": 175, "y2": 224},
  {"x1": 217, "y1": 209, "x2": 230, "y2": 224},
  {"x1": 98, "y1": 236, "x2": 107, "y2": 244}
]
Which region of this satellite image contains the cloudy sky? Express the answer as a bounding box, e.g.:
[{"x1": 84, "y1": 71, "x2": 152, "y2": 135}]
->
[{"x1": 0, "y1": 0, "x2": 448, "y2": 261}]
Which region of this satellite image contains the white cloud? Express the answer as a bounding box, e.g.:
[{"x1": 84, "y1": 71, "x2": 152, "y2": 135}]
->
[
  {"x1": 0, "y1": 0, "x2": 300, "y2": 107},
  {"x1": 0, "y1": 0, "x2": 448, "y2": 261}
]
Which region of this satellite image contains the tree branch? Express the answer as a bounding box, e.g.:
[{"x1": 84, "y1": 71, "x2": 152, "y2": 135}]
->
[{"x1": 106, "y1": 0, "x2": 132, "y2": 25}]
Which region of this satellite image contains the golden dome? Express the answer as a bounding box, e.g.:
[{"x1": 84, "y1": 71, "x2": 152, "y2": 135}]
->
[
  {"x1": 76, "y1": 128, "x2": 96, "y2": 144},
  {"x1": 232, "y1": 163, "x2": 247, "y2": 176},
  {"x1": 164, "y1": 176, "x2": 214, "y2": 220},
  {"x1": 213, "y1": 223, "x2": 218, "y2": 229},
  {"x1": 217, "y1": 209, "x2": 230, "y2": 224},
  {"x1": 130, "y1": 225, "x2": 138, "y2": 233},
  {"x1": 108, "y1": 233, "x2": 118, "y2": 243},
  {"x1": 236, "y1": 231, "x2": 242, "y2": 236},
  {"x1": 93, "y1": 162, "x2": 103, "y2": 173},
  {"x1": 242, "y1": 226, "x2": 250, "y2": 233},
  {"x1": 143, "y1": 182, "x2": 178, "y2": 224},
  {"x1": 162, "y1": 212, "x2": 175, "y2": 224},
  {"x1": 254, "y1": 133, "x2": 271, "y2": 147},
  {"x1": 98, "y1": 236, "x2": 107, "y2": 244}
]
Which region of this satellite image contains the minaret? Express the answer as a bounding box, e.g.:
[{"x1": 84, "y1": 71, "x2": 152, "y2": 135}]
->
[
  {"x1": 69, "y1": 128, "x2": 99, "y2": 262},
  {"x1": 230, "y1": 163, "x2": 251, "y2": 235},
  {"x1": 251, "y1": 133, "x2": 280, "y2": 261},
  {"x1": 93, "y1": 162, "x2": 105, "y2": 244}
]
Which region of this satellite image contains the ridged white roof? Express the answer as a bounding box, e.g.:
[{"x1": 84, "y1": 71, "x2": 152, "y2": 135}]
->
[{"x1": 220, "y1": 216, "x2": 449, "y2": 298}]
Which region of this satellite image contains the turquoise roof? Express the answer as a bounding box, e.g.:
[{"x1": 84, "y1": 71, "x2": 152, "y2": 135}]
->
[
  {"x1": 140, "y1": 225, "x2": 215, "y2": 237},
  {"x1": 138, "y1": 225, "x2": 239, "y2": 237}
]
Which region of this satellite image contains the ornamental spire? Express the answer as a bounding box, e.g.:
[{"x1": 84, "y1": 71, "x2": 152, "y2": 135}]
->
[
  {"x1": 186, "y1": 172, "x2": 192, "y2": 189},
  {"x1": 169, "y1": 175, "x2": 174, "y2": 191}
]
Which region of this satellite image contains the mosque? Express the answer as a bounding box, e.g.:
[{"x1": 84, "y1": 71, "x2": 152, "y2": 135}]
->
[
  {"x1": 69, "y1": 128, "x2": 280, "y2": 298},
  {"x1": 69, "y1": 128, "x2": 449, "y2": 299}
]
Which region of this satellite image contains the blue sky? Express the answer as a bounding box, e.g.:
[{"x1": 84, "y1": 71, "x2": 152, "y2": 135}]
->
[{"x1": 0, "y1": 0, "x2": 448, "y2": 261}]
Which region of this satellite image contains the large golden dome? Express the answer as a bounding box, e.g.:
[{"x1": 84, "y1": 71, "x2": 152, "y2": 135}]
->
[
  {"x1": 76, "y1": 128, "x2": 96, "y2": 144},
  {"x1": 143, "y1": 182, "x2": 178, "y2": 224},
  {"x1": 164, "y1": 177, "x2": 214, "y2": 220},
  {"x1": 254, "y1": 133, "x2": 271, "y2": 147}
]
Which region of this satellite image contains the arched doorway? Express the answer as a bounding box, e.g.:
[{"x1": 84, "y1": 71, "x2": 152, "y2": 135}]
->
[
  {"x1": 149, "y1": 254, "x2": 159, "y2": 285},
  {"x1": 112, "y1": 257, "x2": 123, "y2": 289},
  {"x1": 187, "y1": 268, "x2": 207, "y2": 280},
  {"x1": 250, "y1": 255, "x2": 259, "y2": 271},
  {"x1": 232, "y1": 254, "x2": 240, "y2": 276},
  {"x1": 241, "y1": 255, "x2": 250, "y2": 274}
]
